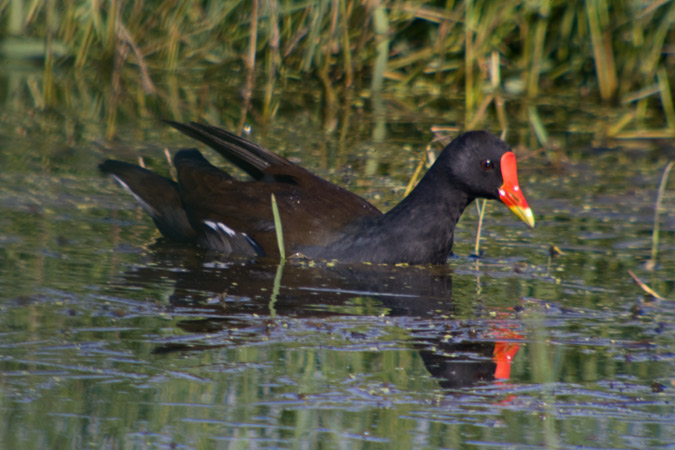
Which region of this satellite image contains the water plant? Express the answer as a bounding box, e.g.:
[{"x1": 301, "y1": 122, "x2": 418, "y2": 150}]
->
[{"x1": 1, "y1": 0, "x2": 673, "y2": 137}]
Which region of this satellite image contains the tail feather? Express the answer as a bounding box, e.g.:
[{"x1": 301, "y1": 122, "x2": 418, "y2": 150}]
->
[{"x1": 99, "y1": 160, "x2": 196, "y2": 242}]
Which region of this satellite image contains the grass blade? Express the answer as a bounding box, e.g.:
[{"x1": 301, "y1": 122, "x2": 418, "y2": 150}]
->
[
  {"x1": 646, "y1": 161, "x2": 674, "y2": 270},
  {"x1": 271, "y1": 193, "x2": 286, "y2": 261}
]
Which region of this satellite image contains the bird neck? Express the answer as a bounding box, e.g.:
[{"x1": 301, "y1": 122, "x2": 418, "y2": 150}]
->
[
  {"x1": 388, "y1": 164, "x2": 473, "y2": 226},
  {"x1": 373, "y1": 168, "x2": 475, "y2": 263}
]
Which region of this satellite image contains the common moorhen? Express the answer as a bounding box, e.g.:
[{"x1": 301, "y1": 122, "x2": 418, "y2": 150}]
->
[{"x1": 100, "y1": 121, "x2": 534, "y2": 264}]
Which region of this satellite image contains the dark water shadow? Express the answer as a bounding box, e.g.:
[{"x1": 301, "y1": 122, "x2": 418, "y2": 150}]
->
[{"x1": 107, "y1": 241, "x2": 524, "y2": 390}]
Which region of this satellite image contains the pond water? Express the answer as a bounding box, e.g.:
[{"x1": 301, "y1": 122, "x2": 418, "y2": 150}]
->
[{"x1": 0, "y1": 69, "x2": 674, "y2": 450}]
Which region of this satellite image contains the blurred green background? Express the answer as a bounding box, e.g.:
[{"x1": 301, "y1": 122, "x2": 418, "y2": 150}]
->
[{"x1": 1, "y1": 0, "x2": 674, "y2": 141}]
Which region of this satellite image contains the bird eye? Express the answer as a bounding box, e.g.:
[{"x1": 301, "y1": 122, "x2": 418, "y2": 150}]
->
[{"x1": 480, "y1": 159, "x2": 494, "y2": 170}]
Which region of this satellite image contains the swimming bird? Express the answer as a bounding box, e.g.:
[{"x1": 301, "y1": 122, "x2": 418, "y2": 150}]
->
[{"x1": 100, "y1": 121, "x2": 534, "y2": 264}]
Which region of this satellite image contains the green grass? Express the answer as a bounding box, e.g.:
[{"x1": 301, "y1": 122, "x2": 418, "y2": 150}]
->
[
  {"x1": 1, "y1": 0, "x2": 673, "y2": 137},
  {"x1": 271, "y1": 192, "x2": 286, "y2": 261}
]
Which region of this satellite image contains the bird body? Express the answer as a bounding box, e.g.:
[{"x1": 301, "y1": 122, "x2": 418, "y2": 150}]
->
[{"x1": 100, "y1": 122, "x2": 534, "y2": 264}]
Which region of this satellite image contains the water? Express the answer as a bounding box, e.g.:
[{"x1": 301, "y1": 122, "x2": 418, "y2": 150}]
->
[{"x1": 0, "y1": 69, "x2": 673, "y2": 449}]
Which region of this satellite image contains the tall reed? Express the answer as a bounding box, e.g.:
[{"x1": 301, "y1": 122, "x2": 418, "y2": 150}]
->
[{"x1": 2, "y1": 0, "x2": 673, "y2": 134}]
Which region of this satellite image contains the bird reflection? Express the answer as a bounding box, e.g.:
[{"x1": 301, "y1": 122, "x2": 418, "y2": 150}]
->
[{"x1": 110, "y1": 241, "x2": 522, "y2": 389}]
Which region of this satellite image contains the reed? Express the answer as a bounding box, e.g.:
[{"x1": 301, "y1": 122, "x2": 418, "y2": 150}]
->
[
  {"x1": 2, "y1": 0, "x2": 673, "y2": 135},
  {"x1": 271, "y1": 193, "x2": 286, "y2": 261},
  {"x1": 646, "y1": 161, "x2": 674, "y2": 271},
  {"x1": 473, "y1": 199, "x2": 487, "y2": 256}
]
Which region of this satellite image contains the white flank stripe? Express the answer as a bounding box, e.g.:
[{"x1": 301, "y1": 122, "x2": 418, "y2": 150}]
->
[
  {"x1": 203, "y1": 220, "x2": 219, "y2": 231},
  {"x1": 203, "y1": 220, "x2": 237, "y2": 237},
  {"x1": 217, "y1": 222, "x2": 237, "y2": 237}
]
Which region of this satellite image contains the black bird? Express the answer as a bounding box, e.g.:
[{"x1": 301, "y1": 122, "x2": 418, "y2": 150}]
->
[{"x1": 99, "y1": 121, "x2": 534, "y2": 264}]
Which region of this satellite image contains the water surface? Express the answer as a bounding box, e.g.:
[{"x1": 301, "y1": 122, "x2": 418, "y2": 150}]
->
[{"x1": 0, "y1": 70, "x2": 673, "y2": 450}]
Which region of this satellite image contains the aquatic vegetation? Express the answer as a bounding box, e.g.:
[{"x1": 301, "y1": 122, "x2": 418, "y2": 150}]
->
[{"x1": 1, "y1": 0, "x2": 673, "y2": 138}]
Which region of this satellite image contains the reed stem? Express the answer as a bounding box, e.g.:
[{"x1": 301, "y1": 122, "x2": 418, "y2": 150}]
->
[
  {"x1": 271, "y1": 193, "x2": 286, "y2": 261},
  {"x1": 647, "y1": 161, "x2": 674, "y2": 270}
]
